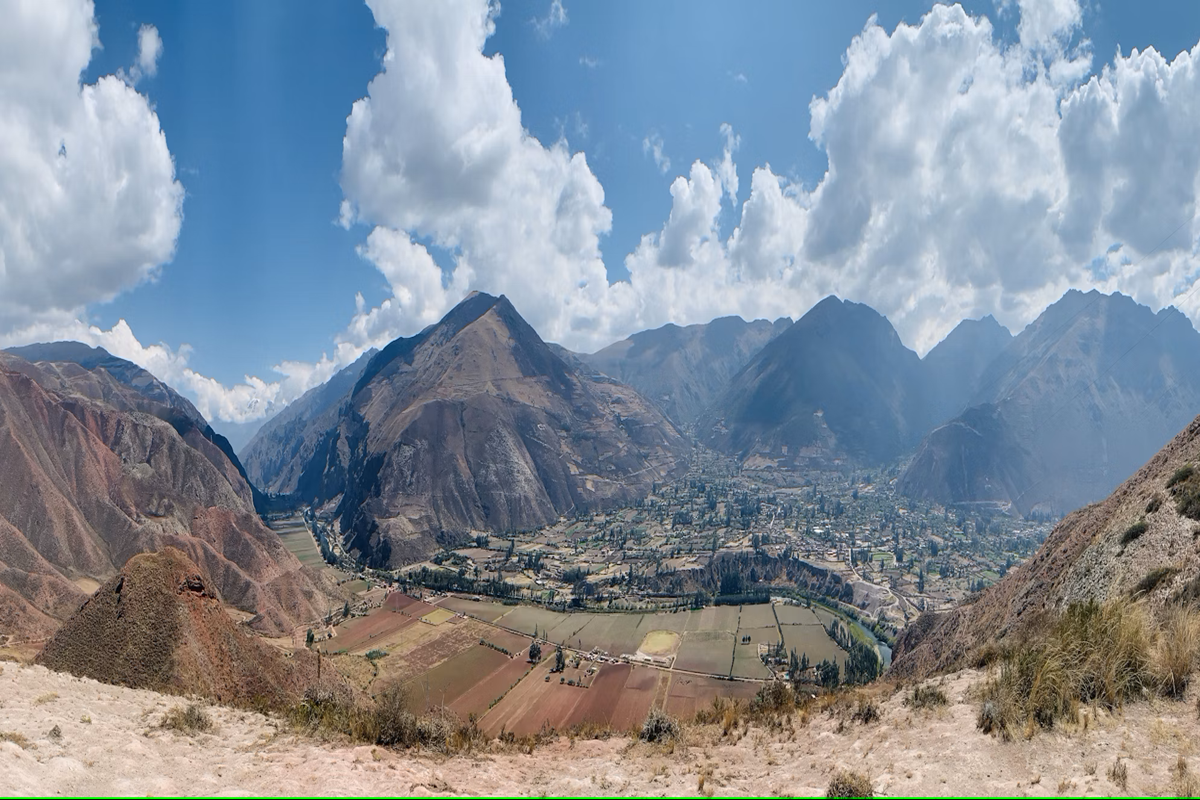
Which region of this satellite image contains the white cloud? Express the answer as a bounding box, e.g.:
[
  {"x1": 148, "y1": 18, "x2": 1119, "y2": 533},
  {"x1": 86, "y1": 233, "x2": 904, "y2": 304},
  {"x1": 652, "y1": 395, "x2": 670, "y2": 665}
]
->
[
  {"x1": 0, "y1": 3, "x2": 182, "y2": 334},
  {"x1": 136, "y1": 24, "x2": 162, "y2": 79},
  {"x1": 642, "y1": 132, "x2": 670, "y2": 175},
  {"x1": 14, "y1": 0, "x2": 1200, "y2": 428},
  {"x1": 533, "y1": 0, "x2": 567, "y2": 39},
  {"x1": 579, "y1": 55, "x2": 600, "y2": 69}
]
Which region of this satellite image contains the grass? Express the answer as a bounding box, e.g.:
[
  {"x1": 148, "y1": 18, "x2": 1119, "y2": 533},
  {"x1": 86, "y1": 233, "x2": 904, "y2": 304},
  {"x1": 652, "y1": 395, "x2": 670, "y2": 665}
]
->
[
  {"x1": 288, "y1": 684, "x2": 482, "y2": 754},
  {"x1": 639, "y1": 707, "x2": 681, "y2": 743},
  {"x1": 905, "y1": 683, "x2": 949, "y2": 709},
  {"x1": 825, "y1": 769, "x2": 873, "y2": 798},
  {"x1": 34, "y1": 692, "x2": 59, "y2": 705},
  {"x1": 978, "y1": 601, "x2": 1200, "y2": 739},
  {"x1": 1132, "y1": 567, "x2": 1180, "y2": 599},
  {"x1": 1168, "y1": 465, "x2": 1200, "y2": 521},
  {"x1": 1108, "y1": 758, "x2": 1128, "y2": 791},
  {"x1": 159, "y1": 704, "x2": 214, "y2": 735},
  {"x1": 0, "y1": 731, "x2": 29, "y2": 749}
]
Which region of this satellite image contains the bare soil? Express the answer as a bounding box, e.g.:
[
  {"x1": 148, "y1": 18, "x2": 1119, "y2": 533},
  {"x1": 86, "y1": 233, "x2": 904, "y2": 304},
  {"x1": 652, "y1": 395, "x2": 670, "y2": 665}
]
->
[{"x1": 7, "y1": 662, "x2": 1200, "y2": 796}]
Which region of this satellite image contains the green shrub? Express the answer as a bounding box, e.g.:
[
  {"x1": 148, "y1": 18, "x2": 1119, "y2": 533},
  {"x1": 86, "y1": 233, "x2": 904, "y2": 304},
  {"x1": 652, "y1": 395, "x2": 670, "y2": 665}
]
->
[
  {"x1": 1147, "y1": 495, "x2": 1163, "y2": 513},
  {"x1": 1132, "y1": 567, "x2": 1179, "y2": 599},
  {"x1": 1168, "y1": 465, "x2": 1195, "y2": 489},
  {"x1": 1120, "y1": 520, "x2": 1149, "y2": 546}
]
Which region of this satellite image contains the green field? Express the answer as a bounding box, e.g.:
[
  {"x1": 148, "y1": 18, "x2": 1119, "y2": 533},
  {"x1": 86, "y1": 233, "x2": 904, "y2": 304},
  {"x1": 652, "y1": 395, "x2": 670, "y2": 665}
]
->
[{"x1": 273, "y1": 521, "x2": 326, "y2": 568}]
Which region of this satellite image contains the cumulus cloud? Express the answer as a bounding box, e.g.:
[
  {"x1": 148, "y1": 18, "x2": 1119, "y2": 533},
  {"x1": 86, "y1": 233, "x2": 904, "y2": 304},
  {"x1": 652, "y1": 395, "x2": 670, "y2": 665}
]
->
[
  {"x1": 332, "y1": 0, "x2": 1200, "y2": 364},
  {"x1": 0, "y1": 3, "x2": 182, "y2": 334},
  {"x1": 14, "y1": 0, "x2": 1200, "y2": 427}
]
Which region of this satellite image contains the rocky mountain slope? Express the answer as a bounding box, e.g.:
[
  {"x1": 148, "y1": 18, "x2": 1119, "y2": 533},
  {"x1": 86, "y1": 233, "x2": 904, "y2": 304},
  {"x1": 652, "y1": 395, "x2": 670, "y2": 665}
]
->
[
  {"x1": 696, "y1": 297, "x2": 936, "y2": 468},
  {"x1": 900, "y1": 291, "x2": 1200, "y2": 514},
  {"x1": 241, "y1": 349, "x2": 376, "y2": 494},
  {"x1": 35, "y1": 548, "x2": 334, "y2": 707},
  {"x1": 251, "y1": 292, "x2": 688, "y2": 567},
  {"x1": 0, "y1": 347, "x2": 331, "y2": 642},
  {"x1": 579, "y1": 316, "x2": 792, "y2": 427},
  {"x1": 893, "y1": 410, "x2": 1200, "y2": 677}
]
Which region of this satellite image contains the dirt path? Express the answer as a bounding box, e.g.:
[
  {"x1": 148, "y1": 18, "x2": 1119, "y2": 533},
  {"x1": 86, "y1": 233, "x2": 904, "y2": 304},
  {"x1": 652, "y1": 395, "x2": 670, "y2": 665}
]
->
[{"x1": 4, "y1": 661, "x2": 1200, "y2": 796}]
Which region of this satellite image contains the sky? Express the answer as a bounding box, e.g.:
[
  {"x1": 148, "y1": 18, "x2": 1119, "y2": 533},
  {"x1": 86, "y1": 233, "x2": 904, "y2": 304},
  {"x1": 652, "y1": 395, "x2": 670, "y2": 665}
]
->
[{"x1": 2, "y1": 0, "x2": 1200, "y2": 436}]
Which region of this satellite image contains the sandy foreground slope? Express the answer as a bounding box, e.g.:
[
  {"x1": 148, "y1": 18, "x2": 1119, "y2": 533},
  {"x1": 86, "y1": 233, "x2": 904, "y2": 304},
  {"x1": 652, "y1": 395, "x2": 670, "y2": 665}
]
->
[{"x1": 4, "y1": 661, "x2": 1200, "y2": 797}]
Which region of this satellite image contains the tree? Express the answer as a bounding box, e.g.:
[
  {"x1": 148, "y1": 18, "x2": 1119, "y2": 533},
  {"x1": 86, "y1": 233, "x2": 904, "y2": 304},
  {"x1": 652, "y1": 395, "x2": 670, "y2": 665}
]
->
[
  {"x1": 528, "y1": 640, "x2": 543, "y2": 663},
  {"x1": 342, "y1": 601, "x2": 350, "y2": 618},
  {"x1": 305, "y1": 628, "x2": 315, "y2": 647},
  {"x1": 555, "y1": 645, "x2": 565, "y2": 672},
  {"x1": 917, "y1": 569, "x2": 926, "y2": 594}
]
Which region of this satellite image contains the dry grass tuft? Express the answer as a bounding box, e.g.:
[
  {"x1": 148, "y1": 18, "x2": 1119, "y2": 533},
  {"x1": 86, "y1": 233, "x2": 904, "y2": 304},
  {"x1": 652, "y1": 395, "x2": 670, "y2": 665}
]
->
[
  {"x1": 640, "y1": 707, "x2": 681, "y2": 743},
  {"x1": 825, "y1": 769, "x2": 873, "y2": 798},
  {"x1": 0, "y1": 730, "x2": 30, "y2": 749},
  {"x1": 905, "y1": 683, "x2": 949, "y2": 710},
  {"x1": 1108, "y1": 757, "x2": 1128, "y2": 791},
  {"x1": 1153, "y1": 606, "x2": 1200, "y2": 698},
  {"x1": 159, "y1": 704, "x2": 213, "y2": 735}
]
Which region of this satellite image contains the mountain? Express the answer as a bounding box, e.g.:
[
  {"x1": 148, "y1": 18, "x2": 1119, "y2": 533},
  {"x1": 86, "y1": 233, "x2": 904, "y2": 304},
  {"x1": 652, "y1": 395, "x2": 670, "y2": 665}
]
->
[
  {"x1": 0, "y1": 347, "x2": 331, "y2": 641},
  {"x1": 899, "y1": 291, "x2": 1200, "y2": 514},
  {"x1": 920, "y1": 315, "x2": 1013, "y2": 426},
  {"x1": 579, "y1": 316, "x2": 793, "y2": 426},
  {"x1": 36, "y1": 548, "x2": 338, "y2": 708},
  {"x1": 696, "y1": 297, "x2": 933, "y2": 468},
  {"x1": 251, "y1": 292, "x2": 688, "y2": 567},
  {"x1": 893, "y1": 411, "x2": 1200, "y2": 678},
  {"x1": 241, "y1": 349, "x2": 376, "y2": 493}
]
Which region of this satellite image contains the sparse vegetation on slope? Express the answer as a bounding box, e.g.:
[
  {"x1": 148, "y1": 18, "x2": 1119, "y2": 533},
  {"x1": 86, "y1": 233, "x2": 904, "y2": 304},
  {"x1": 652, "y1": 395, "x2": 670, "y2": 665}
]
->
[
  {"x1": 976, "y1": 601, "x2": 1200, "y2": 740},
  {"x1": 825, "y1": 769, "x2": 874, "y2": 798}
]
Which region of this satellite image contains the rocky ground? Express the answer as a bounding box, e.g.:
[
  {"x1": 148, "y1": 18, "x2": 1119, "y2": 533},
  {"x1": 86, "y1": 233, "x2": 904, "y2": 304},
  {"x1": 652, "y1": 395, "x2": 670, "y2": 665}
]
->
[{"x1": 5, "y1": 661, "x2": 1200, "y2": 796}]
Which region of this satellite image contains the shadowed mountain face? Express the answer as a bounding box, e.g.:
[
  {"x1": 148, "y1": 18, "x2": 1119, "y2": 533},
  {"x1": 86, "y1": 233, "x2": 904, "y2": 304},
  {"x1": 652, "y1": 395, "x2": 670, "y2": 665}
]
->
[
  {"x1": 921, "y1": 316, "x2": 1013, "y2": 427},
  {"x1": 696, "y1": 297, "x2": 938, "y2": 468},
  {"x1": 893, "y1": 413, "x2": 1200, "y2": 679},
  {"x1": 0, "y1": 347, "x2": 331, "y2": 641},
  {"x1": 241, "y1": 349, "x2": 377, "y2": 494},
  {"x1": 252, "y1": 293, "x2": 688, "y2": 568},
  {"x1": 900, "y1": 291, "x2": 1200, "y2": 514},
  {"x1": 578, "y1": 316, "x2": 793, "y2": 426}
]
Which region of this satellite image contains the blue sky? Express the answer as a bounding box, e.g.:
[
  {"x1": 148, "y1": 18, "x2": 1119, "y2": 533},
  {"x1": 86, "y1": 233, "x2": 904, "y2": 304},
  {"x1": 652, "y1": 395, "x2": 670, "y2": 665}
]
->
[{"x1": 3, "y1": 0, "x2": 1200, "y2": 430}]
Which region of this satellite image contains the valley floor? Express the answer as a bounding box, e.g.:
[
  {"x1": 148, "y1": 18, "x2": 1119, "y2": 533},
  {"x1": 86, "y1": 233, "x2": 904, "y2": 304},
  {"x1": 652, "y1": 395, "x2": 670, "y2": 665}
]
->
[{"x1": 3, "y1": 662, "x2": 1199, "y2": 796}]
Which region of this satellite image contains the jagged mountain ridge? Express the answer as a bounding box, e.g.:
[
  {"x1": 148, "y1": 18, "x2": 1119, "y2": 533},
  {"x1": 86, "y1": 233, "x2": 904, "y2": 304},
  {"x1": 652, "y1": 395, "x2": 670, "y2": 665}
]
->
[
  {"x1": 0, "y1": 348, "x2": 331, "y2": 641},
  {"x1": 578, "y1": 315, "x2": 793, "y2": 426},
  {"x1": 900, "y1": 290, "x2": 1200, "y2": 514},
  {"x1": 253, "y1": 292, "x2": 688, "y2": 567}
]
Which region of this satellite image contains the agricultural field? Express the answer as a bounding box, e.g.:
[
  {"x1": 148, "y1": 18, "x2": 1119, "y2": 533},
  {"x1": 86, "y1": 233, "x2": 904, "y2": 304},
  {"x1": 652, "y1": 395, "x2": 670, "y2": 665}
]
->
[
  {"x1": 318, "y1": 591, "x2": 870, "y2": 739},
  {"x1": 674, "y1": 630, "x2": 735, "y2": 675},
  {"x1": 664, "y1": 674, "x2": 759, "y2": 720}
]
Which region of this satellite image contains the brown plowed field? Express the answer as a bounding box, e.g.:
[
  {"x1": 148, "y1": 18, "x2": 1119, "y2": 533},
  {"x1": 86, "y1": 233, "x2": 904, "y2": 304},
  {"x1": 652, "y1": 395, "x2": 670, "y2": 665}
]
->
[
  {"x1": 403, "y1": 645, "x2": 510, "y2": 713},
  {"x1": 479, "y1": 662, "x2": 662, "y2": 736},
  {"x1": 737, "y1": 603, "x2": 779, "y2": 629},
  {"x1": 330, "y1": 609, "x2": 419, "y2": 654},
  {"x1": 448, "y1": 655, "x2": 533, "y2": 720}
]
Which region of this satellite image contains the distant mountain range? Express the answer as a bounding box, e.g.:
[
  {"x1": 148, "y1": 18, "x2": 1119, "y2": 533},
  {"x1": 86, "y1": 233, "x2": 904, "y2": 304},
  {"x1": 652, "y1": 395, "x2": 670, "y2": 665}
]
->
[
  {"x1": 9, "y1": 288, "x2": 1197, "y2": 592},
  {"x1": 0, "y1": 344, "x2": 332, "y2": 641},
  {"x1": 577, "y1": 316, "x2": 793, "y2": 427},
  {"x1": 899, "y1": 290, "x2": 1200, "y2": 515},
  {"x1": 242, "y1": 292, "x2": 688, "y2": 567}
]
